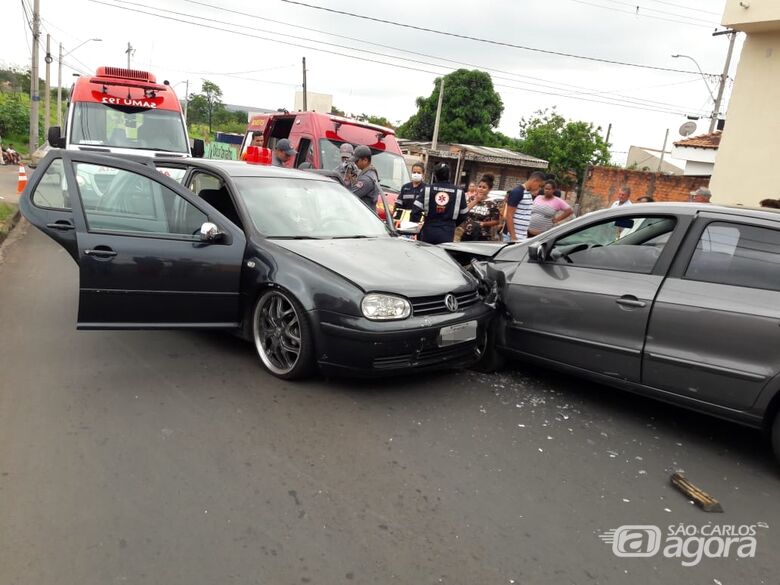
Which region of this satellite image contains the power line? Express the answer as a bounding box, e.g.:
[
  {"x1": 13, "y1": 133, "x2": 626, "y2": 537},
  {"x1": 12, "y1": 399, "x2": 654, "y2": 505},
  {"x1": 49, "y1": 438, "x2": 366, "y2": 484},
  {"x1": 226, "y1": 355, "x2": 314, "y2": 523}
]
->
[
  {"x1": 176, "y1": 0, "x2": 704, "y2": 113},
  {"x1": 570, "y1": 0, "x2": 718, "y2": 26},
  {"x1": 134, "y1": 0, "x2": 706, "y2": 113},
  {"x1": 280, "y1": 0, "x2": 703, "y2": 74},
  {"x1": 89, "y1": 0, "x2": 696, "y2": 116},
  {"x1": 644, "y1": 0, "x2": 721, "y2": 17}
]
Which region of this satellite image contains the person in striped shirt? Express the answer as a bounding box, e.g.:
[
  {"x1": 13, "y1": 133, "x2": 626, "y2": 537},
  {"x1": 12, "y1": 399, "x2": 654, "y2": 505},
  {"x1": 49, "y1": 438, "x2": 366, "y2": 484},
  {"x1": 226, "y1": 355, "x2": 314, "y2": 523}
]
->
[{"x1": 505, "y1": 171, "x2": 546, "y2": 241}]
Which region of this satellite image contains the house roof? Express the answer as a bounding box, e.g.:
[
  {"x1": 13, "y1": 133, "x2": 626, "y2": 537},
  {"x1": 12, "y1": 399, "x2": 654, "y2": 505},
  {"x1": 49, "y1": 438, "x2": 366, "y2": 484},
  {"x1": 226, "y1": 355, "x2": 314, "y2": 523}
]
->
[
  {"x1": 398, "y1": 140, "x2": 548, "y2": 168},
  {"x1": 673, "y1": 131, "x2": 722, "y2": 150}
]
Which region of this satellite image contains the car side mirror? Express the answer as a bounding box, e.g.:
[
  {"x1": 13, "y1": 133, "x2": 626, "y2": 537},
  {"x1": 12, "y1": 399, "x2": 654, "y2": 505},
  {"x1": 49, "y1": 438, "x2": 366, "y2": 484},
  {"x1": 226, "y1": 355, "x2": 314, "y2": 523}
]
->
[
  {"x1": 48, "y1": 126, "x2": 65, "y2": 148},
  {"x1": 191, "y1": 139, "x2": 205, "y2": 158},
  {"x1": 199, "y1": 222, "x2": 223, "y2": 242},
  {"x1": 528, "y1": 243, "x2": 545, "y2": 263}
]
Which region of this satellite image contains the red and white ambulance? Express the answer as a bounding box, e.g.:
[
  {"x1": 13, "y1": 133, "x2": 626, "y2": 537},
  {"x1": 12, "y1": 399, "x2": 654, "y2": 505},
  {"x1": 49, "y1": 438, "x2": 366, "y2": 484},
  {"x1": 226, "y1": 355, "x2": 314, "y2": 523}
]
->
[
  {"x1": 48, "y1": 66, "x2": 202, "y2": 159},
  {"x1": 239, "y1": 111, "x2": 409, "y2": 218}
]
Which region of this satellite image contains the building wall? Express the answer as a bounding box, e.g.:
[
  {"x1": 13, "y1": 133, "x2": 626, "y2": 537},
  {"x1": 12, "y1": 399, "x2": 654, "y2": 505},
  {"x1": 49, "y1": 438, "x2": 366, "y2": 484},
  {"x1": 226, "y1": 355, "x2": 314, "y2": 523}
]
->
[
  {"x1": 580, "y1": 166, "x2": 710, "y2": 212},
  {"x1": 710, "y1": 31, "x2": 780, "y2": 205},
  {"x1": 626, "y1": 146, "x2": 683, "y2": 175},
  {"x1": 723, "y1": 0, "x2": 780, "y2": 32},
  {"x1": 683, "y1": 160, "x2": 715, "y2": 177}
]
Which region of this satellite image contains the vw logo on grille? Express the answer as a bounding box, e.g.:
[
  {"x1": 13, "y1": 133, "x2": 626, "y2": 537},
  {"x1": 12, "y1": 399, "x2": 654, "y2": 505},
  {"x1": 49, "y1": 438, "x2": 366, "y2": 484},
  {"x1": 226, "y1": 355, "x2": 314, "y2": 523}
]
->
[{"x1": 444, "y1": 293, "x2": 459, "y2": 312}]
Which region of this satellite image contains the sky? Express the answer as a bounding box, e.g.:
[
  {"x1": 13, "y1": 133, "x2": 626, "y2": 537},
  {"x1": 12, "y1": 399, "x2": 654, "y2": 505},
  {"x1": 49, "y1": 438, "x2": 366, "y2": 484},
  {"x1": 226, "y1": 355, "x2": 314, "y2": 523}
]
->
[{"x1": 6, "y1": 0, "x2": 738, "y2": 165}]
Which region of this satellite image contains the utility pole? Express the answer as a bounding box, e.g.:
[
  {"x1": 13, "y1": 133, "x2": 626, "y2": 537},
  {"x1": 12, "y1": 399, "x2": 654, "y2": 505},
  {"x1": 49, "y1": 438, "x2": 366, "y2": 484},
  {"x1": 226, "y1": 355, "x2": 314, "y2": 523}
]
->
[
  {"x1": 44, "y1": 33, "x2": 52, "y2": 138},
  {"x1": 29, "y1": 0, "x2": 41, "y2": 152},
  {"x1": 710, "y1": 30, "x2": 737, "y2": 133},
  {"x1": 125, "y1": 42, "x2": 134, "y2": 69},
  {"x1": 57, "y1": 42, "x2": 63, "y2": 128},
  {"x1": 301, "y1": 57, "x2": 307, "y2": 111},
  {"x1": 605, "y1": 122, "x2": 612, "y2": 145},
  {"x1": 658, "y1": 128, "x2": 670, "y2": 172},
  {"x1": 431, "y1": 76, "x2": 445, "y2": 151},
  {"x1": 183, "y1": 79, "x2": 190, "y2": 122}
]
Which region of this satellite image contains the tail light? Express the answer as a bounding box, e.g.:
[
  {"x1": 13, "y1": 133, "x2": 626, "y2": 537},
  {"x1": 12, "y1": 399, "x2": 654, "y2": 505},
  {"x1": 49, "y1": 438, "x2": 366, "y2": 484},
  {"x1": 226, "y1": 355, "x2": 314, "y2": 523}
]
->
[{"x1": 246, "y1": 146, "x2": 272, "y2": 165}]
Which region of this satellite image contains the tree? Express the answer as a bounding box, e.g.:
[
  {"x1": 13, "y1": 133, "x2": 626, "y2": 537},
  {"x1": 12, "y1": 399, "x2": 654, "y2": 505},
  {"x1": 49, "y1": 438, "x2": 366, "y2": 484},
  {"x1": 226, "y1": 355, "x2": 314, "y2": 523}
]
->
[
  {"x1": 330, "y1": 105, "x2": 346, "y2": 116},
  {"x1": 188, "y1": 80, "x2": 223, "y2": 133},
  {"x1": 356, "y1": 113, "x2": 394, "y2": 129},
  {"x1": 519, "y1": 108, "x2": 610, "y2": 186},
  {"x1": 397, "y1": 69, "x2": 505, "y2": 146}
]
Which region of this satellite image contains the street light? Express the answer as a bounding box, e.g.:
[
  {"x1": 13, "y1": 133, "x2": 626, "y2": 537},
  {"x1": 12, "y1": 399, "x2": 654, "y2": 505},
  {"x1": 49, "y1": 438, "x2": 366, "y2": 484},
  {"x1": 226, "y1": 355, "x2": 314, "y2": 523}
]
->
[
  {"x1": 57, "y1": 38, "x2": 102, "y2": 128},
  {"x1": 672, "y1": 54, "x2": 716, "y2": 101}
]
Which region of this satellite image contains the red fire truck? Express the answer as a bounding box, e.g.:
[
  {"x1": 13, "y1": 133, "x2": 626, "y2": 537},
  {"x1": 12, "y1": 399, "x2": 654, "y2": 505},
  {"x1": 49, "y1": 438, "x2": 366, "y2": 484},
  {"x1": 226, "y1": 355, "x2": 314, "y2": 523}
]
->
[
  {"x1": 48, "y1": 66, "x2": 202, "y2": 158},
  {"x1": 239, "y1": 111, "x2": 409, "y2": 217}
]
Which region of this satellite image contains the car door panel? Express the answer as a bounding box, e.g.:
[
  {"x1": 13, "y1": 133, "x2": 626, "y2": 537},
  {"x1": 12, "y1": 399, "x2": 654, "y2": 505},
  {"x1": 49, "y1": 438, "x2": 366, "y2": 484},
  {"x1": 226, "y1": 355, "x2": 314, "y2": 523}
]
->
[
  {"x1": 504, "y1": 263, "x2": 662, "y2": 382},
  {"x1": 643, "y1": 218, "x2": 780, "y2": 410},
  {"x1": 30, "y1": 152, "x2": 247, "y2": 329}
]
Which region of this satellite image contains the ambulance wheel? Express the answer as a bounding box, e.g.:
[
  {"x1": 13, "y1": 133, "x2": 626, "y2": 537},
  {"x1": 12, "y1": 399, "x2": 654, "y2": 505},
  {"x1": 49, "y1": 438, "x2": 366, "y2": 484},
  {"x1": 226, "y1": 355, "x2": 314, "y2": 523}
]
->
[{"x1": 252, "y1": 289, "x2": 314, "y2": 380}]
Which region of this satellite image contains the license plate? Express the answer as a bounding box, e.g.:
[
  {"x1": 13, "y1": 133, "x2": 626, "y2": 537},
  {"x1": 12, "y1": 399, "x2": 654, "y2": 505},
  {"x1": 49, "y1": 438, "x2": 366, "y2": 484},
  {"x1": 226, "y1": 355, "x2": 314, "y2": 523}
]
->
[{"x1": 438, "y1": 320, "x2": 477, "y2": 347}]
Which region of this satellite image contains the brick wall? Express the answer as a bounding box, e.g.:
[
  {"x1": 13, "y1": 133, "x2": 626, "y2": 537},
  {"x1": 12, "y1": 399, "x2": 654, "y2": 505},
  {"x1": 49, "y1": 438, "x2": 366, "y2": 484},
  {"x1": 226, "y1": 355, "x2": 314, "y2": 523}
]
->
[{"x1": 580, "y1": 166, "x2": 710, "y2": 213}]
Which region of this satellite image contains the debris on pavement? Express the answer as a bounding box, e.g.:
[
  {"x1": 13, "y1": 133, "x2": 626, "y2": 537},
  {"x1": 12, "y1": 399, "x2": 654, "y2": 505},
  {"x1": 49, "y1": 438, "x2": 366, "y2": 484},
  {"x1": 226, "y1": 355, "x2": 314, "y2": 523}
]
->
[{"x1": 670, "y1": 472, "x2": 724, "y2": 513}]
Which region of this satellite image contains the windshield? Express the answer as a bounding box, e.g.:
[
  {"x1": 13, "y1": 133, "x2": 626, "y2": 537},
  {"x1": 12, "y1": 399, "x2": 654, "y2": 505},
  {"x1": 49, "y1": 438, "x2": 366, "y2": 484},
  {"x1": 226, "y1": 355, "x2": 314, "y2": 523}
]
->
[
  {"x1": 319, "y1": 139, "x2": 410, "y2": 192},
  {"x1": 234, "y1": 177, "x2": 391, "y2": 239},
  {"x1": 70, "y1": 102, "x2": 189, "y2": 153}
]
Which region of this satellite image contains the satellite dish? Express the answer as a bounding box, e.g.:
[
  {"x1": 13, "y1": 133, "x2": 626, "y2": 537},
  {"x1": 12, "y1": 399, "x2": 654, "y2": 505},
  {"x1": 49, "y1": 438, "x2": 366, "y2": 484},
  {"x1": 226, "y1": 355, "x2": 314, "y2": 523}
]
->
[{"x1": 679, "y1": 121, "x2": 697, "y2": 137}]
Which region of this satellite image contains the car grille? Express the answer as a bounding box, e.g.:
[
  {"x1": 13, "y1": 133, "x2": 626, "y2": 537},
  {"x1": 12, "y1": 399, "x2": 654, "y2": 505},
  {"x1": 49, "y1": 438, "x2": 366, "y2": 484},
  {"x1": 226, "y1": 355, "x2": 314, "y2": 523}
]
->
[
  {"x1": 410, "y1": 289, "x2": 480, "y2": 316},
  {"x1": 373, "y1": 342, "x2": 476, "y2": 370}
]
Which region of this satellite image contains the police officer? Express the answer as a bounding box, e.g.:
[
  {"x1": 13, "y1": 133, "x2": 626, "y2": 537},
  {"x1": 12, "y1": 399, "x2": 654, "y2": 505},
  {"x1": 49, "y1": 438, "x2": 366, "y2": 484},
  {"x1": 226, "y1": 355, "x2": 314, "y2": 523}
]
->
[
  {"x1": 413, "y1": 163, "x2": 478, "y2": 244},
  {"x1": 334, "y1": 143, "x2": 359, "y2": 187},
  {"x1": 394, "y1": 161, "x2": 426, "y2": 223},
  {"x1": 350, "y1": 145, "x2": 382, "y2": 210}
]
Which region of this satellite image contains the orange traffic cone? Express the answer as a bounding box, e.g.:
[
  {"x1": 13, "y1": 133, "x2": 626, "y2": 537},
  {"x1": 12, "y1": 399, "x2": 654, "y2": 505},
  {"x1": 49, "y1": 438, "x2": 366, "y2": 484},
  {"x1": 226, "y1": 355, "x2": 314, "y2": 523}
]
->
[{"x1": 16, "y1": 165, "x2": 28, "y2": 193}]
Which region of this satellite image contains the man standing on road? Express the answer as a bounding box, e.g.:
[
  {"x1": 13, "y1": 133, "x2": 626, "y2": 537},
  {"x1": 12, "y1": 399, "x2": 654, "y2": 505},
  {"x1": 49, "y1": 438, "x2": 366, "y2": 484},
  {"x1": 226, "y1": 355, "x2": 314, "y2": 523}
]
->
[
  {"x1": 272, "y1": 138, "x2": 296, "y2": 167},
  {"x1": 350, "y1": 145, "x2": 382, "y2": 210},
  {"x1": 611, "y1": 185, "x2": 632, "y2": 208},
  {"x1": 413, "y1": 163, "x2": 479, "y2": 244},
  {"x1": 505, "y1": 171, "x2": 546, "y2": 242}
]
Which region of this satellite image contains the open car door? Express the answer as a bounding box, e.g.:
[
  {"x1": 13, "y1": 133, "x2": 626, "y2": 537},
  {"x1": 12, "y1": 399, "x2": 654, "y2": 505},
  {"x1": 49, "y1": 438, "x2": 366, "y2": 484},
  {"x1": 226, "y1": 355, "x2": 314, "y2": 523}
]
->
[{"x1": 20, "y1": 151, "x2": 247, "y2": 329}]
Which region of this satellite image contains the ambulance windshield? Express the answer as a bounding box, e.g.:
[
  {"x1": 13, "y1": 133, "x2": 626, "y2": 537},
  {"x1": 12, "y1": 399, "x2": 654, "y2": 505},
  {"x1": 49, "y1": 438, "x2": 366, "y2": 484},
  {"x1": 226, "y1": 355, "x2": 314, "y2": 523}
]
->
[
  {"x1": 319, "y1": 140, "x2": 410, "y2": 192},
  {"x1": 71, "y1": 102, "x2": 189, "y2": 154}
]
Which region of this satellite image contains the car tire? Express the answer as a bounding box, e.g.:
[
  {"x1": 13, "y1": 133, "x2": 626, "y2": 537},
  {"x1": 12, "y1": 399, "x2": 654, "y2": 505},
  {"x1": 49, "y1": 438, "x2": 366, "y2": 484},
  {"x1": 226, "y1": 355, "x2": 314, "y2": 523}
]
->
[
  {"x1": 252, "y1": 289, "x2": 315, "y2": 380},
  {"x1": 771, "y1": 410, "x2": 780, "y2": 465},
  {"x1": 472, "y1": 319, "x2": 505, "y2": 373}
]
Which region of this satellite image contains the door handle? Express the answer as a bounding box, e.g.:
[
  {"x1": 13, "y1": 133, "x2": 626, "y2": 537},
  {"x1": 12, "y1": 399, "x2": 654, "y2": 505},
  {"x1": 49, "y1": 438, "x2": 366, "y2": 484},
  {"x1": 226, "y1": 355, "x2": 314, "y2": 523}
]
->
[
  {"x1": 84, "y1": 247, "x2": 117, "y2": 258},
  {"x1": 615, "y1": 295, "x2": 646, "y2": 309},
  {"x1": 46, "y1": 221, "x2": 75, "y2": 231}
]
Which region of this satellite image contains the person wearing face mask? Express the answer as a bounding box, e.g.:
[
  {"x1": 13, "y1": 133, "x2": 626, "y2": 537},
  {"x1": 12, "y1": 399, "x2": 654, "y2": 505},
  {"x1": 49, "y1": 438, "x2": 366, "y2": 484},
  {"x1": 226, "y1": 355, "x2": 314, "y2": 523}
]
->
[{"x1": 394, "y1": 162, "x2": 426, "y2": 224}]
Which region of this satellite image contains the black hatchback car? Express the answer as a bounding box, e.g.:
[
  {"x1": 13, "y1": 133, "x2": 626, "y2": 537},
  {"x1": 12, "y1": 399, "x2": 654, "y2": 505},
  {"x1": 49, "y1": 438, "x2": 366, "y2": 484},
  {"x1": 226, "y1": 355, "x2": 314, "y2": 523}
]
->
[{"x1": 21, "y1": 152, "x2": 491, "y2": 379}]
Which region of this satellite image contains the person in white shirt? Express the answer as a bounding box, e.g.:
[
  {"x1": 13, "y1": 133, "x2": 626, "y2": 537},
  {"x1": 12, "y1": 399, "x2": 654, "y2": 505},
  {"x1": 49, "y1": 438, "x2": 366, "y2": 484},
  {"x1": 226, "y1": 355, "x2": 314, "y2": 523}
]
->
[{"x1": 611, "y1": 185, "x2": 632, "y2": 208}]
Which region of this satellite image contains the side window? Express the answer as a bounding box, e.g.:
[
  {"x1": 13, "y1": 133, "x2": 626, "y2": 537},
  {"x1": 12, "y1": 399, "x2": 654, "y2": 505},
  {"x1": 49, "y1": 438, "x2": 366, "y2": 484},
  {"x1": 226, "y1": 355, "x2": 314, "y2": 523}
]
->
[
  {"x1": 549, "y1": 215, "x2": 677, "y2": 274},
  {"x1": 188, "y1": 172, "x2": 222, "y2": 195},
  {"x1": 75, "y1": 162, "x2": 206, "y2": 237},
  {"x1": 156, "y1": 166, "x2": 187, "y2": 184},
  {"x1": 31, "y1": 158, "x2": 70, "y2": 210},
  {"x1": 295, "y1": 138, "x2": 314, "y2": 168},
  {"x1": 685, "y1": 222, "x2": 780, "y2": 291}
]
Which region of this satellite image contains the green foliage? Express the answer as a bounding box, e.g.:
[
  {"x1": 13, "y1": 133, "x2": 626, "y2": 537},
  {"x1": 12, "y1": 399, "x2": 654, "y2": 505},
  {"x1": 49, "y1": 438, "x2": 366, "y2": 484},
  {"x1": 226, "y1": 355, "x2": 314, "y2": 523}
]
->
[
  {"x1": 330, "y1": 105, "x2": 346, "y2": 116},
  {"x1": 355, "y1": 113, "x2": 394, "y2": 129},
  {"x1": 519, "y1": 108, "x2": 610, "y2": 186},
  {"x1": 0, "y1": 93, "x2": 28, "y2": 137},
  {"x1": 188, "y1": 80, "x2": 224, "y2": 132},
  {"x1": 398, "y1": 69, "x2": 505, "y2": 146}
]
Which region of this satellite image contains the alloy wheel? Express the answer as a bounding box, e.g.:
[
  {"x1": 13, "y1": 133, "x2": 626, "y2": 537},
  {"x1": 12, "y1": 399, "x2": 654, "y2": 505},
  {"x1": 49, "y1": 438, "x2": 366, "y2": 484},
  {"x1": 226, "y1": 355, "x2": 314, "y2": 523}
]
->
[{"x1": 253, "y1": 291, "x2": 303, "y2": 376}]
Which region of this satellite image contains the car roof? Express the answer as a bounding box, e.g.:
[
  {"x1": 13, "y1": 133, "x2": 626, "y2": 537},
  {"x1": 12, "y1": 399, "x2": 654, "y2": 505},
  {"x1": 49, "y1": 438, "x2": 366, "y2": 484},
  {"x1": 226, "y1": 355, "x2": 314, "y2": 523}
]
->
[
  {"x1": 596, "y1": 202, "x2": 780, "y2": 223},
  {"x1": 156, "y1": 157, "x2": 331, "y2": 180}
]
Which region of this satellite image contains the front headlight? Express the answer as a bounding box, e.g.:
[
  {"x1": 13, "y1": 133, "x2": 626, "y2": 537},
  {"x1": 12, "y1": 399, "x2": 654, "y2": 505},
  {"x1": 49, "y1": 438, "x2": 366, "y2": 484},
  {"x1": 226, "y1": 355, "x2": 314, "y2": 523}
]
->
[{"x1": 361, "y1": 293, "x2": 411, "y2": 320}]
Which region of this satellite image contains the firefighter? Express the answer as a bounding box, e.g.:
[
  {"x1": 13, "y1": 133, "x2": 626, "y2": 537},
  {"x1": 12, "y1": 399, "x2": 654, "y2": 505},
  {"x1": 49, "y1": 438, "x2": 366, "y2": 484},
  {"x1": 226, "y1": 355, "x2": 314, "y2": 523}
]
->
[
  {"x1": 334, "y1": 143, "x2": 359, "y2": 187},
  {"x1": 394, "y1": 161, "x2": 426, "y2": 225},
  {"x1": 413, "y1": 163, "x2": 479, "y2": 244}
]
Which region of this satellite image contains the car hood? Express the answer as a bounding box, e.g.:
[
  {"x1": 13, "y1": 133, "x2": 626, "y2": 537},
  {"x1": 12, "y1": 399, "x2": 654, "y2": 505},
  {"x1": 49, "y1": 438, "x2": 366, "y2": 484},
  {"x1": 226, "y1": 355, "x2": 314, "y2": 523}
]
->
[
  {"x1": 270, "y1": 237, "x2": 475, "y2": 296},
  {"x1": 439, "y1": 241, "x2": 510, "y2": 259}
]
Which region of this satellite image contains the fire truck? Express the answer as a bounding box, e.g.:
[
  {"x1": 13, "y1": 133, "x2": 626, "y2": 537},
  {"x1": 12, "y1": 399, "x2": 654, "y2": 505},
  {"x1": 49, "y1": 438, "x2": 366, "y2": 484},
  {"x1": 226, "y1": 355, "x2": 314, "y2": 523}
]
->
[{"x1": 48, "y1": 66, "x2": 202, "y2": 159}]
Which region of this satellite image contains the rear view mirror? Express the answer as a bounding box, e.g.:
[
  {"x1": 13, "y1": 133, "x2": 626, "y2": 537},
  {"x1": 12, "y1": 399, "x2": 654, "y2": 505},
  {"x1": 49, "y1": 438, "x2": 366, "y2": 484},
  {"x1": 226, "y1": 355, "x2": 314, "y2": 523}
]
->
[
  {"x1": 199, "y1": 222, "x2": 223, "y2": 242},
  {"x1": 528, "y1": 243, "x2": 544, "y2": 262},
  {"x1": 48, "y1": 126, "x2": 65, "y2": 148},
  {"x1": 191, "y1": 139, "x2": 205, "y2": 158}
]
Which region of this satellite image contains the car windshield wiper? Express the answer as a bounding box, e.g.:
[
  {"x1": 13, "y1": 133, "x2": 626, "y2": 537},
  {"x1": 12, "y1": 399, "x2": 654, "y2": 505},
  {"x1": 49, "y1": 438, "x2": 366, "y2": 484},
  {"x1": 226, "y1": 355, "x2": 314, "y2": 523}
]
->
[
  {"x1": 330, "y1": 235, "x2": 375, "y2": 239},
  {"x1": 267, "y1": 235, "x2": 324, "y2": 240}
]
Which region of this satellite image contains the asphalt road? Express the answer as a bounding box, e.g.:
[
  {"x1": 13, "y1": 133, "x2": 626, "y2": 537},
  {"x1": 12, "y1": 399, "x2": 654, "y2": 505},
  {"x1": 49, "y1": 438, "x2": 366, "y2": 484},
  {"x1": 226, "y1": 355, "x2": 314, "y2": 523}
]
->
[{"x1": 1, "y1": 225, "x2": 778, "y2": 585}]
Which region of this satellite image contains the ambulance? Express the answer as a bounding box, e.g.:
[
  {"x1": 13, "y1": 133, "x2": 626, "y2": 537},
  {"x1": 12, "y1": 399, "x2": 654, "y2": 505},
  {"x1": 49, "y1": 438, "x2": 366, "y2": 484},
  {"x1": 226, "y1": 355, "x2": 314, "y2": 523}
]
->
[
  {"x1": 239, "y1": 111, "x2": 409, "y2": 219},
  {"x1": 48, "y1": 66, "x2": 202, "y2": 159}
]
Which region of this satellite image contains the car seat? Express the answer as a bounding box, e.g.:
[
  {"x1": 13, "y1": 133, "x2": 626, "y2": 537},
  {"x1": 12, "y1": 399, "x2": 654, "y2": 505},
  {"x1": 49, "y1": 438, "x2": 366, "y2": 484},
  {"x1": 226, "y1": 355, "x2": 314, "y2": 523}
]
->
[{"x1": 198, "y1": 188, "x2": 242, "y2": 228}]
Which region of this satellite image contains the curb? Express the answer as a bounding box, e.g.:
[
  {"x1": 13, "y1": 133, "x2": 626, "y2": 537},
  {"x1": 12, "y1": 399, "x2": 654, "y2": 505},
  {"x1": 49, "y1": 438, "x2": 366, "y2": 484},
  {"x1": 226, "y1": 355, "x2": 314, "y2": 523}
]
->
[{"x1": 0, "y1": 207, "x2": 21, "y2": 248}]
